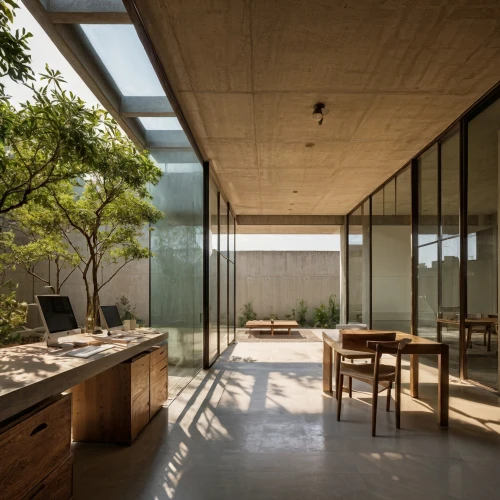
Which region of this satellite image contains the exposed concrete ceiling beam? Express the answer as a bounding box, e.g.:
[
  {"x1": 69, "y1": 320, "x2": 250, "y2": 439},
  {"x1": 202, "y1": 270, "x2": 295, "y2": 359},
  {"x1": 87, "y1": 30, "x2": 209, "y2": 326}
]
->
[
  {"x1": 145, "y1": 130, "x2": 191, "y2": 149},
  {"x1": 47, "y1": 12, "x2": 131, "y2": 24},
  {"x1": 43, "y1": 0, "x2": 130, "y2": 23},
  {"x1": 237, "y1": 215, "x2": 345, "y2": 226},
  {"x1": 42, "y1": 0, "x2": 126, "y2": 13},
  {"x1": 120, "y1": 96, "x2": 175, "y2": 117}
]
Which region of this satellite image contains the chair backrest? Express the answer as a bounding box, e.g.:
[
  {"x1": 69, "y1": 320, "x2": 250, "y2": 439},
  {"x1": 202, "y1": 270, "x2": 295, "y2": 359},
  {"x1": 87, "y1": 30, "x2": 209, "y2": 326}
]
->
[
  {"x1": 467, "y1": 313, "x2": 482, "y2": 319},
  {"x1": 366, "y1": 338, "x2": 411, "y2": 355},
  {"x1": 368, "y1": 338, "x2": 412, "y2": 380}
]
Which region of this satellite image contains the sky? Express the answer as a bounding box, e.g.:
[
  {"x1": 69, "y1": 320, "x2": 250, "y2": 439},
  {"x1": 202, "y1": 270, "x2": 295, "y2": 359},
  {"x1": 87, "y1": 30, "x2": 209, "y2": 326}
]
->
[
  {"x1": 2, "y1": 3, "x2": 100, "y2": 106},
  {"x1": 3, "y1": 3, "x2": 341, "y2": 253}
]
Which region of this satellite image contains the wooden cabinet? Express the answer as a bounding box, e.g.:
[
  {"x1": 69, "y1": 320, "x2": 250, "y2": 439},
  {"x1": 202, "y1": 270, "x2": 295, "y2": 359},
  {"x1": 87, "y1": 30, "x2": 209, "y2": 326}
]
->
[
  {"x1": 0, "y1": 394, "x2": 72, "y2": 500},
  {"x1": 72, "y1": 346, "x2": 168, "y2": 444},
  {"x1": 72, "y1": 352, "x2": 151, "y2": 444},
  {"x1": 23, "y1": 455, "x2": 73, "y2": 500},
  {"x1": 149, "y1": 345, "x2": 168, "y2": 419}
]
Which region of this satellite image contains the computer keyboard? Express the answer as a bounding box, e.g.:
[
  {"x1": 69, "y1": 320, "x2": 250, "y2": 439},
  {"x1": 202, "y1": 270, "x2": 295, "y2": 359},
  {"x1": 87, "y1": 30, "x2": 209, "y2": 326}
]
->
[{"x1": 65, "y1": 344, "x2": 115, "y2": 358}]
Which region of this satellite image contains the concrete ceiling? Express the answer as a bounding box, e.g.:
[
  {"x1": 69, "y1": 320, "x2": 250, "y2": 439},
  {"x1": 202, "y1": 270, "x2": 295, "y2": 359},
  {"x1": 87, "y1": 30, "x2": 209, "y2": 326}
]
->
[{"x1": 135, "y1": 0, "x2": 500, "y2": 216}]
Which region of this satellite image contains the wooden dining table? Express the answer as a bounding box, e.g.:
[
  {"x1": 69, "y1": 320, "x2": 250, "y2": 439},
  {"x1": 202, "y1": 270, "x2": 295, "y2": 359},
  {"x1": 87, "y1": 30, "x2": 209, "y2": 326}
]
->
[
  {"x1": 322, "y1": 329, "x2": 449, "y2": 429},
  {"x1": 437, "y1": 317, "x2": 497, "y2": 352}
]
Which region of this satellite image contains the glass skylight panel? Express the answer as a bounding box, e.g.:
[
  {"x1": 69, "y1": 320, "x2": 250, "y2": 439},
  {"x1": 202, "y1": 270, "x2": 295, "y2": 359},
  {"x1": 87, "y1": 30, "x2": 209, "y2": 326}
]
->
[
  {"x1": 80, "y1": 25, "x2": 165, "y2": 96},
  {"x1": 139, "y1": 117, "x2": 183, "y2": 131}
]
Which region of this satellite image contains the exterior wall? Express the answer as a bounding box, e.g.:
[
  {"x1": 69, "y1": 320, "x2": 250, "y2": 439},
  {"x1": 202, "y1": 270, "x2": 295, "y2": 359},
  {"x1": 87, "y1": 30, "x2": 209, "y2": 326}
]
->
[{"x1": 236, "y1": 251, "x2": 340, "y2": 323}]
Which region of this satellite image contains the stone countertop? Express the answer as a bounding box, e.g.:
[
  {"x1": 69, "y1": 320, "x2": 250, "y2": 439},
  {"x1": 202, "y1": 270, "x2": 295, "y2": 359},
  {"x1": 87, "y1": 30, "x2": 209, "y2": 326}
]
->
[{"x1": 0, "y1": 332, "x2": 168, "y2": 422}]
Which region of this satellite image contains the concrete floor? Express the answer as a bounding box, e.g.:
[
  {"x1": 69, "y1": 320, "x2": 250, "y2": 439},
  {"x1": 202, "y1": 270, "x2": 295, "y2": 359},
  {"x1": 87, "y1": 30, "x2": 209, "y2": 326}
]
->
[{"x1": 73, "y1": 336, "x2": 500, "y2": 500}]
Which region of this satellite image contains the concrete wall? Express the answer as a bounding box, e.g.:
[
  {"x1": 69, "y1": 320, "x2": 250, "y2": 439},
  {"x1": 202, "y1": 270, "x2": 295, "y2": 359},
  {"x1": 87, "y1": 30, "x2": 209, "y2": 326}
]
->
[
  {"x1": 4, "y1": 231, "x2": 150, "y2": 328},
  {"x1": 236, "y1": 251, "x2": 340, "y2": 323}
]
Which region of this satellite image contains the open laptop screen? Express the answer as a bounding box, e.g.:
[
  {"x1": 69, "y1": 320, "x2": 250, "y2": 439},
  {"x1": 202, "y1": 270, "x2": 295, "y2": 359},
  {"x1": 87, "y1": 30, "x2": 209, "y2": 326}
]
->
[
  {"x1": 100, "y1": 305, "x2": 123, "y2": 329},
  {"x1": 37, "y1": 296, "x2": 78, "y2": 333}
]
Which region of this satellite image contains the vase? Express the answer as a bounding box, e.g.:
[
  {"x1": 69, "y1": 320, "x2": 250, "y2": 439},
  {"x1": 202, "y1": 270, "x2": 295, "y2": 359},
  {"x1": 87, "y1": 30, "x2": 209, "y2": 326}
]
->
[{"x1": 123, "y1": 319, "x2": 136, "y2": 331}]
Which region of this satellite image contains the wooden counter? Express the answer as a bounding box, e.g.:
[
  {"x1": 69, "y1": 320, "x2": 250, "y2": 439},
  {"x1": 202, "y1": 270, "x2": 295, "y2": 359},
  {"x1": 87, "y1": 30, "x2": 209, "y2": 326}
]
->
[{"x1": 0, "y1": 332, "x2": 168, "y2": 423}]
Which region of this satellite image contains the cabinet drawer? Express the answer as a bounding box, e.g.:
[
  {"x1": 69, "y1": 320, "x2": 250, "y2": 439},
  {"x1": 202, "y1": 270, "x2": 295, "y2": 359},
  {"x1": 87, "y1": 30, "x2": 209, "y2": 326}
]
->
[
  {"x1": 0, "y1": 394, "x2": 71, "y2": 500},
  {"x1": 151, "y1": 357, "x2": 168, "y2": 384},
  {"x1": 23, "y1": 454, "x2": 73, "y2": 500},
  {"x1": 131, "y1": 388, "x2": 150, "y2": 442},
  {"x1": 150, "y1": 345, "x2": 167, "y2": 367},
  {"x1": 129, "y1": 353, "x2": 150, "y2": 399},
  {"x1": 150, "y1": 376, "x2": 168, "y2": 419}
]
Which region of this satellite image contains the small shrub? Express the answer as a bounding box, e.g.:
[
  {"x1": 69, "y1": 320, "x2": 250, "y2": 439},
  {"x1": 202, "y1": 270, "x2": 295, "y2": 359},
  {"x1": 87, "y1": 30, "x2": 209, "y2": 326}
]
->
[
  {"x1": 297, "y1": 300, "x2": 308, "y2": 327},
  {"x1": 0, "y1": 286, "x2": 28, "y2": 346},
  {"x1": 314, "y1": 303, "x2": 329, "y2": 328},
  {"x1": 116, "y1": 295, "x2": 138, "y2": 321},
  {"x1": 328, "y1": 294, "x2": 340, "y2": 327},
  {"x1": 238, "y1": 301, "x2": 257, "y2": 327}
]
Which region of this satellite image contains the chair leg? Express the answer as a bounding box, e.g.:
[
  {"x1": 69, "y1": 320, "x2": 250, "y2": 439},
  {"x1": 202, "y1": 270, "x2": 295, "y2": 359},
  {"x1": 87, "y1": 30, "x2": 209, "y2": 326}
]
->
[
  {"x1": 386, "y1": 382, "x2": 392, "y2": 412},
  {"x1": 337, "y1": 374, "x2": 344, "y2": 421},
  {"x1": 371, "y1": 380, "x2": 378, "y2": 437},
  {"x1": 396, "y1": 373, "x2": 401, "y2": 430},
  {"x1": 348, "y1": 359, "x2": 353, "y2": 397}
]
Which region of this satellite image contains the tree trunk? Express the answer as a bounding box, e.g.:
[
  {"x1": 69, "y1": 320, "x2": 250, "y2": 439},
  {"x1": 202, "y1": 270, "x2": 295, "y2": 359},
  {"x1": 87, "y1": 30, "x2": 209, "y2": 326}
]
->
[
  {"x1": 82, "y1": 273, "x2": 92, "y2": 332},
  {"x1": 91, "y1": 257, "x2": 100, "y2": 328}
]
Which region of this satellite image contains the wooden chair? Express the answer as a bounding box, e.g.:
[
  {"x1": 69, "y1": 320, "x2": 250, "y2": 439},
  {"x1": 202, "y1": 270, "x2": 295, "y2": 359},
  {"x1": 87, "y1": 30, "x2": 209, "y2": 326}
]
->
[
  {"x1": 467, "y1": 313, "x2": 487, "y2": 348},
  {"x1": 335, "y1": 324, "x2": 373, "y2": 398},
  {"x1": 336, "y1": 338, "x2": 411, "y2": 437}
]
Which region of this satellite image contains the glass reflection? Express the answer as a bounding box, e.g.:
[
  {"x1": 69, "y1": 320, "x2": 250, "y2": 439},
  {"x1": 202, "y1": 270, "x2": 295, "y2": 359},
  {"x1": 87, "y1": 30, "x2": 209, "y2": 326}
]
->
[
  {"x1": 466, "y1": 98, "x2": 499, "y2": 389},
  {"x1": 348, "y1": 202, "x2": 370, "y2": 325},
  {"x1": 149, "y1": 153, "x2": 203, "y2": 395}
]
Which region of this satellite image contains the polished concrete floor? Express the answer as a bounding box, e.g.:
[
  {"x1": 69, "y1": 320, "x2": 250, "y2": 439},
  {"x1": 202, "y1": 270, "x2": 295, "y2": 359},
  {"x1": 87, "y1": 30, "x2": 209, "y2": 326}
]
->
[{"x1": 73, "y1": 336, "x2": 500, "y2": 500}]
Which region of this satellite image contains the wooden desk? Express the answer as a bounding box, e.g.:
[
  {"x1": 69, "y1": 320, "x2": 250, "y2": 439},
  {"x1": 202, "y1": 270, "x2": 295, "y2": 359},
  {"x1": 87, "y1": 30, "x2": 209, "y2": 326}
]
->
[
  {"x1": 322, "y1": 329, "x2": 449, "y2": 429},
  {"x1": 0, "y1": 332, "x2": 168, "y2": 422},
  {"x1": 245, "y1": 320, "x2": 299, "y2": 336}
]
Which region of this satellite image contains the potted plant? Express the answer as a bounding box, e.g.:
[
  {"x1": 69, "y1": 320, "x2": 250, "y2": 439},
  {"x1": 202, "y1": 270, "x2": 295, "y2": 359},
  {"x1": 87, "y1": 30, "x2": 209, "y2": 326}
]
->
[{"x1": 117, "y1": 296, "x2": 137, "y2": 331}]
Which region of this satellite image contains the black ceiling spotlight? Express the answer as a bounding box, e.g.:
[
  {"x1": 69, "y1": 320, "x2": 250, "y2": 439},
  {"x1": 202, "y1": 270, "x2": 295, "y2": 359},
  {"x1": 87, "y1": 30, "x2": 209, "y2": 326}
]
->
[{"x1": 312, "y1": 102, "x2": 328, "y2": 125}]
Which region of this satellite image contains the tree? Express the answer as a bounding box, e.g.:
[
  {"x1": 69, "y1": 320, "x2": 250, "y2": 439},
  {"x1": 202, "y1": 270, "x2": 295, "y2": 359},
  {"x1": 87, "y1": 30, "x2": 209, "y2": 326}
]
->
[
  {"x1": 47, "y1": 133, "x2": 163, "y2": 328},
  {"x1": 0, "y1": 199, "x2": 79, "y2": 293},
  {"x1": 0, "y1": 68, "x2": 109, "y2": 215},
  {"x1": 0, "y1": 0, "x2": 34, "y2": 96}
]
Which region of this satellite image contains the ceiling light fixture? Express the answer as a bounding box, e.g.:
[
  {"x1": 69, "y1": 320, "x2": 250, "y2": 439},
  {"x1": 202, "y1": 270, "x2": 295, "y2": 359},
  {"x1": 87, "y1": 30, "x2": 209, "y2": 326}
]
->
[{"x1": 312, "y1": 102, "x2": 328, "y2": 125}]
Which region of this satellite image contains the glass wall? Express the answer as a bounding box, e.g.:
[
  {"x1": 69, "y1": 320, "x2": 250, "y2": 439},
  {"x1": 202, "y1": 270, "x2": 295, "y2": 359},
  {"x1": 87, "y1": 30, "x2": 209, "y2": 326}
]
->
[
  {"x1": 208, "y1": 178, "x2": 219, "y2": 365},
  {"x1": 150, "y1": 151, "x2": 204, "y2": 396},
  {"x1": 207, "y1": 185, "x2": 236, "y2": 362},
  {"x1": 417, "y1": 146, "x2": 439, "y2": 340},
  {"x1": 347, "y1": 201, "x2": 370, "y2": 325},
  {"x1": 347, "y1": 87, "x2": 500, "y2": 390},
  {"x1": 372, "y1": 170, "x2": 412, "y2": 332},
  {"x1": 440, "y1": 131, "x2": 461, "y2": 377},
  {"x1": 466, "y1": 99, "x2": 499, "y2": 389},
  {"x1": 228, "y1": 212, "x2": 236, "y2": 344},
  {"x1": 219, "y1": 195, "x2": 229, "y2": 351}
]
